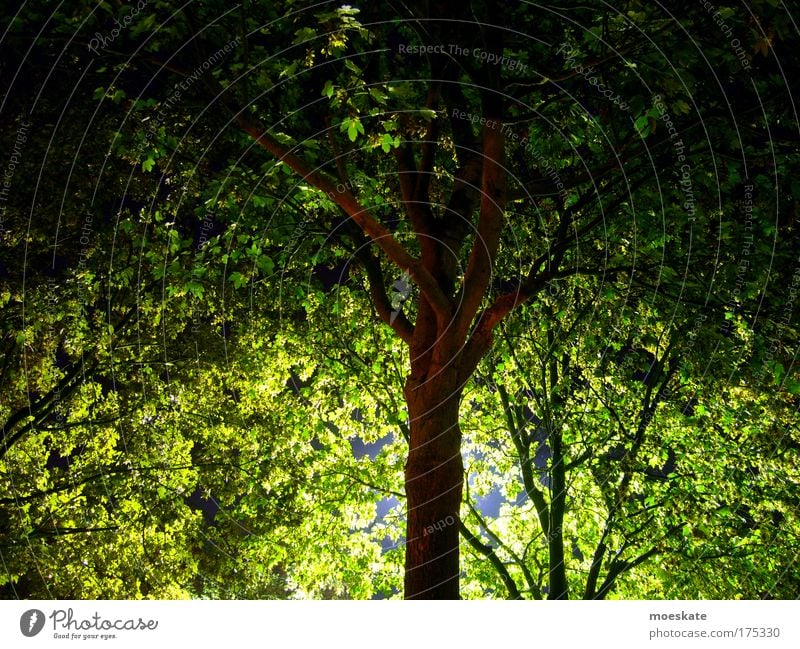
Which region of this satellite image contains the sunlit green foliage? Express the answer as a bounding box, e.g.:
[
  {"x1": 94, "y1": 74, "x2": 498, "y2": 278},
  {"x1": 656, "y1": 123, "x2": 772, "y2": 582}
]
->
[{"x1": 1, "y1": 0, "x2": 798, "y2": 599}]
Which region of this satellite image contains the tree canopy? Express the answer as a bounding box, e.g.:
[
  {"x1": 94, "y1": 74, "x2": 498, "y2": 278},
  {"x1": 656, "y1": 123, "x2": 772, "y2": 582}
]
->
[{"x1": 1, "y1": 0, "x2": 799, "y2": 599}]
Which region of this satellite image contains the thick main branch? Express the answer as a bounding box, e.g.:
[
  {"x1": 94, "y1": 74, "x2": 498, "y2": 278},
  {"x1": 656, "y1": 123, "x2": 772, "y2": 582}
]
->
[{"x1": 235, "y1": 113, "x2": 453, "y2": 327}]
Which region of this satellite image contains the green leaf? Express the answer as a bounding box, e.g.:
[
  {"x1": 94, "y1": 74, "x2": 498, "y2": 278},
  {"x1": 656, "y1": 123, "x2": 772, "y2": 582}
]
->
[
  {"x1": 186, "y1": 281, "x2": 204, "y2": 298},
  {"x1": 293, "y1": 27, "x2": 315, "y2": 45},
  {"x1": 344, "y1": 59, "x2": 361, "y2": 75},
  {"x1": 773, "y1": 362, "x2": 785, "y2": 385},
  {"x1": 418, "y1": 108, "x2": 437, "y2": 121},
  {"x1": 368, "y1": 87, "x2": 386, "y2": 104},
  {"x1": 228, "y1": 272, "x2": 248, "y2": 289},
  {"x1": 672, "y1": 99, "x2": 691, "y2": 115},
  {"x1": 256, "y1": 255, "x2": 275, "y2": 274}
]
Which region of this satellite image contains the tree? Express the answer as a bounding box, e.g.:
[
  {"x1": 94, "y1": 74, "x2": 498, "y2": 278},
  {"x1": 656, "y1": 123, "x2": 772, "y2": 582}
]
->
[{"x1": 1, "y1": 0, "x2": 798, "y2": 599}]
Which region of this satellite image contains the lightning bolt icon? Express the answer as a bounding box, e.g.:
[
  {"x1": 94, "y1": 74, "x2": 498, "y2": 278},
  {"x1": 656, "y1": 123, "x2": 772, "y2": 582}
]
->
[
  {"x1": 389, "y1": 272, "x2": 412, "y2": 325},
  {"x1": 28, "y1": 611, "x2": 38, "y2": 632}
]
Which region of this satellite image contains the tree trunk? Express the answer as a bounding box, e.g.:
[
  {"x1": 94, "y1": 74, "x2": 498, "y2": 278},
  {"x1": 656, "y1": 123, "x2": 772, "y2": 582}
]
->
[
  {"x1": 403, "y1": 371, "x2": 464, "y2": 599},
  {"x1": 548, "y1": 427, "x2": 569, "y2": 599}
]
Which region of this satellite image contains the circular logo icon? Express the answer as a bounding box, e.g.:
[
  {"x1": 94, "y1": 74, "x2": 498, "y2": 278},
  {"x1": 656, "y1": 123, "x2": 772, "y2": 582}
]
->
[{"x1": 20, "y1": 609, "x2": 45, "y2": 637}]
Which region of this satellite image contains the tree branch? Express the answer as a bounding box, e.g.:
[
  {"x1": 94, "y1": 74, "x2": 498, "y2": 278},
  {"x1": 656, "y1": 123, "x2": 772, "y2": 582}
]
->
[
  {"x1": 496, "y1": 382, "x2": 549, "y2": 533},
  {"x1": 455, "y1": 122, "x2": 507, "y2": 341},
  {"x1": 357, "y1": 248, "x2": 414, "y2": 343},
  {"x1": 234, "y1": 113, "x2": 454, "y2": 327},
  {"x1": 458, "y1": 521, "x2": 523, "y2": 599}
]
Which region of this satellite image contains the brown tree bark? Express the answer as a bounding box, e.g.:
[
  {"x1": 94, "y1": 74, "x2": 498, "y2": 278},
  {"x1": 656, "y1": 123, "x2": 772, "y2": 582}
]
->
[{"x1": 403, "y1": 366, "x2": 464, "y2": 599}]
